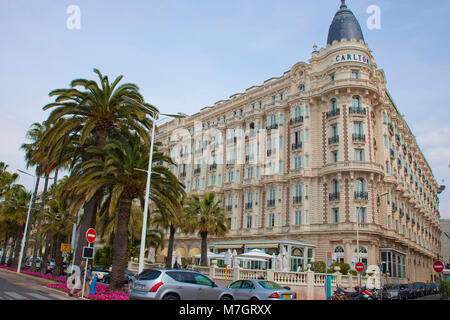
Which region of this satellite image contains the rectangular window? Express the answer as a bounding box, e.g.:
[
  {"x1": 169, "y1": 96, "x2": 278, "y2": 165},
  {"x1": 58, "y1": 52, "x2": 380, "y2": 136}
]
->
[
  {"x1": 305, "y1": 105, "x2": 310, "y2": 118},
  {"x1": 351, "y1": 70, "x2": 360, "y2": 79},
  {"x1": 279, "y1": 161, "x2": 283, "y2": 174},
  {"x1": 355, "y1": 149, "x2": 365, "y2": 161},
  {"x1": 246, "y1": 216, "x2": 252, "y2": 229},
  {"x1": 357, "y1": 207, "x2": 367, "y2": 223},
  {"x1": 236, "y1": 170, "x2": 240, "y2": 182},
  {"x1": 295, "y1": 210, "x2": 302, "y2": 225},
  {"x1": 218, "y1": 174, "x2": 222, "y2": 186},
  {"x1": 294, "y1": 156, "x2": 302, "y2": 169},
  {"x1": 305, "y1": 155, "x2": 310, "y2": 168},
  {"x1": 332, "y1": 208, "x2": 339, "y2": 223},
  {"x1": 331, "y1": 150, "x2": 338, "y2": 163},
  {"x1": 305, "y1": 128, "x2": 310, "y2": 142},
  {"x1": 268, "y1": 213, "x2": 275, "y2": 227},
  {"x1": 247, "y1": 167, "x2": 253, "y2": 179}
]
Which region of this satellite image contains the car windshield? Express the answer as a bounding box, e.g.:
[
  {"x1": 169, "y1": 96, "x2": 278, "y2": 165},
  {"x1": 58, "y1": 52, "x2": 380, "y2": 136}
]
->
[
  {"x1": 137, "y1": 270, "x2": 161, "y2": 281},
  {"x1": 258, "y1": 281, "x2": 283, "y2": 290}
]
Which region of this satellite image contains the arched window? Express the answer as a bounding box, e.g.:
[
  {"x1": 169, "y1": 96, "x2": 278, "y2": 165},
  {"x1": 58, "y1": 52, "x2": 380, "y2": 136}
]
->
[
  {"x1": 333, "y1": 245, "x2": 345, "y2": 263},
  {"x1": 291, "y1": 248, "x2": 305, "y2": 271},
  {"x1": 352, "y1": 96, "x2": 361, "y2": 109},
  {"x1": 353, "y1": 245, "x2": 368, "y2": 266}
]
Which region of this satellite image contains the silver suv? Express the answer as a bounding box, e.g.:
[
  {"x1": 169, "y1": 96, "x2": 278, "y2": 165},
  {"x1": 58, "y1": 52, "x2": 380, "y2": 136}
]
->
[{"x1": 128, "y1": 269, "x2": 234, "y2": 300}]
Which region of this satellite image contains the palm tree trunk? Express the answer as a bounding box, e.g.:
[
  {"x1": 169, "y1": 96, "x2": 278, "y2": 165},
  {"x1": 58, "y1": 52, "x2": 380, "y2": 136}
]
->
[
  {"x1": 1, "y1": 237, "x2": 9, "y2": 265},
  {"x1": 31, "y1": 174, "x2": 49, "y2": 272},
  {"x1": 40, "y1": 235, "x2": 51, "y2": 274},
  {"x1": 74, "y1": 195, "x2": 98, "y2": 266},
  {"x1": 52, "y1": 233, "x2": 64, "y2": 277},
  {"x1": 110, "y1": 196, "x2": 132, "y2": 291},
  {"x1": 12, "y1": 226, "x2": 24, "y2": 268},
  {"x1": 200, "y1": 231, "x2": 208, "y2": 266},
  {"x1": 165, "y1": 224, "x2": 176, "y2": 268}
]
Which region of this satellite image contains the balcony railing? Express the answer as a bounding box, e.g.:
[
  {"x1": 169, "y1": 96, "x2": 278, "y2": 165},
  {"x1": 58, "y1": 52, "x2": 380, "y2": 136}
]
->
[
  {"x1": 180, "y1": 171, "x2": 187, "y2": 178},
  {"x1": 266, "y1": 123, "x2": 279, "y2": 131},
  {"x1": 349, "y1": 107, "x2": 366, "y2": 115},
  {"x1": 293, "y1": 196, "x2": 302, "y2": 204},
  {"x1": 354, "y1": 191, "x2": 368, "y2": 200},
  {"x1": 328, "y1": 135, "x2": 339, "y2": 145},
  {"x1": 329, "y1": 192, "x2": 340, "y2": 201},
  {"x1": 209, "y1": 163, "x2": 217, "y2": 171},
  {"x1": 352, "y1": 133, "x2": 366, "y2": 142},
  {"x1": 267, "y1": 199, "x2": 276, "y2": 207},
  {"x1": 226, "y1": 205, "x2": 233, "y2": 212},
  {"x1": 326, "y1": 108, "x2": 340, "y2": 119},
  {"x1": 292, "y1": 142, "x2": 302, "y2": 150},
  {"x1": 194, "y1": 168, "x2": 201, "y2": 174},
  {"x1": 267, "y1": 149, "x2": 276, "y2": 157},
  {"x1": 289, "y1": 116, "x2": 304, "y2": 125},
  {"x1": 245, "y1": 203, "x2": 253, "y2": 210}
]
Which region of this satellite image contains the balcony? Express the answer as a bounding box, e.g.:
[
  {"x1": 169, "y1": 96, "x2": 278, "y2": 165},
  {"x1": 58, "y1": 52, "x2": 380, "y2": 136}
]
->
[
  {"x1": 193, "y1": 168, "x2": 201, "y2": 175},
  {"x1": 180, "y1": 171, "x2": 187, "y2": 178},
  {"x1": 209, "y1": 163, "x2": 217, "y2": 171},
  {"x1": 354, "y1": 191, "x2": 368, "y2": 200},
  {"x1": 352, "y1": 133, "x2": 366, "y2": 142},
  {"x1": 293, "y1": 196, "x2": 302, "y2": 204},
  {"x1": 289, "y1": 116, "x2": 304, "y2": 126},
  {"x1": 245, "y1": 203, "x2": 253, "y2": 210},
  {"x1": 328, "y1": 135, "x2": 339, "y2": 145},
  {"x1": 267, "y1": 149, "x2": 276, "y2": 157},
  {"x1": 267, "y1": 199, "x2": 276, "y2": 207},
  {"x1": 266, "y1": 123, "x2": 279, "y2": 131},
  {"x1": 329, "y1": 192, "x2": 340, "y2": 201},
  {"x1": 291, "y1": 142, "x2": 302, "y2": 151},
  {"x1": 227, "y1": 137, "x2": 237, "y2": 144},
  {"x1": 226, "y1": 205, "x2": 233, "y2": 212},
  {"x1": 349, "y1": 107, "x2": 366, "y2": 115},
  {"x1": 326, "y1": 108, "x2": 340, "y2": 119},
  {"x1": 245, "y1": 155, "x2": 254, "y2": 163}
]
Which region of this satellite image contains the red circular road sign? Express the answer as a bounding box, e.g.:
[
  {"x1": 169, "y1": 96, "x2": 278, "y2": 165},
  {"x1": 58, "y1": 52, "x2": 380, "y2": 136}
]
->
[
  {"x1": 433, "y1": 260, "x2": 444, "y2": 273},
  {"x1": 355, "y1": 262, "x2": 365, "y2": 273},
  {"x1": 86, "y1": 228, "x2": 97, "y2": 243}
]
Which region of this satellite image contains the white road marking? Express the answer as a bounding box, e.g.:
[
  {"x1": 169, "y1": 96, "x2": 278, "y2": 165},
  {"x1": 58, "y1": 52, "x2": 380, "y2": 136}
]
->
[
  {"x1": 4, "y1": 291, "x2": 27, "y2": 300},
  {"x1": 27, "y1": 292, "x2": 52, "y2": 300}
]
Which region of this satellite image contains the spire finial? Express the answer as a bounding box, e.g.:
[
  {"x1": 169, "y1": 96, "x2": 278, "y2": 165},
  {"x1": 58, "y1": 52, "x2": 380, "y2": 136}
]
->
[{"x1": 340, "y1": 0, "x2": 347, "y2": 9}]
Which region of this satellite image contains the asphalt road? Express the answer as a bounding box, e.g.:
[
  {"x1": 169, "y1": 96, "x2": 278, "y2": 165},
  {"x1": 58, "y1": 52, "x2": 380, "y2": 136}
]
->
[{"x1": 0, "y1": 268, "x2": 79, "y2": 300}]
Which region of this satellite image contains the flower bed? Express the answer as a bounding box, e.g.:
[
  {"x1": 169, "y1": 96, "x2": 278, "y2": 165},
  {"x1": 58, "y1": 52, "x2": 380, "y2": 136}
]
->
[{"x1": 0, "y1": 264, "x2": 129, "y2": 300}]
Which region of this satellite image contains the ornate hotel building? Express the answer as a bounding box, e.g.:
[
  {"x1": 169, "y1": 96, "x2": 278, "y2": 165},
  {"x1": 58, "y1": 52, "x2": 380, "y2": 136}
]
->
[{"x1": 156, "y1": 1, "x2": 442, "y2": 283}]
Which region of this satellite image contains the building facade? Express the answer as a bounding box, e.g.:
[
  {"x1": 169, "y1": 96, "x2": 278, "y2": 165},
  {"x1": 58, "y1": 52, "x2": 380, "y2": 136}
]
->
[{"x1": 156, "y1": 1, "x2": 442, "y2": 283}]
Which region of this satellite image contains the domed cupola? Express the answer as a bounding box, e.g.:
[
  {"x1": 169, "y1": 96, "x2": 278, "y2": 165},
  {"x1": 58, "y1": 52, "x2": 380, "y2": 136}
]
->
[{"x1": 327, "y1": 0, "x2": 365, "y2": 45}]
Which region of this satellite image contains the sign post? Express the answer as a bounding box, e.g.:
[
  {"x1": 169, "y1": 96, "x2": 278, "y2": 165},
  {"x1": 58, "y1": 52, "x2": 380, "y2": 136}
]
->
[
  {"x1": 433, "y1": 260, "x2": 444, "y2": 287},
  {"x1": 81, "y1": 228, "x2": 96, "y2": 298},
  {"x1": 355, "y1": 262, "x2": 365, "y2": 288}
]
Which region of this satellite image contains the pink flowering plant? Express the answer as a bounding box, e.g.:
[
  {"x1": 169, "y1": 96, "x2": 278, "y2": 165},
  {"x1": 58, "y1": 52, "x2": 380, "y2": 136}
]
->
[{"x1": 0, "y1": 264, "x2": 129, "y2": 300}]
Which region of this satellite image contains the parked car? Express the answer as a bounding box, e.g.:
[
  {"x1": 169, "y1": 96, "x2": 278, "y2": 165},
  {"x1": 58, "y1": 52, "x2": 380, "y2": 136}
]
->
[
  {"x1": 431, "y1": 283, "x2": 439, "y2": 294},
  {"x1": 92, "y1": 266, "x2": 111, "y2": 282},
  {"x1": 398, "y1": 283, "x2": 412, "y2": 300},
  {"x1": 102, "y1": 269, "x2": 134, "y2": 285},
  {"x1": 25, "y1": 257, "x2": 42, "y2": 270},
  {"x1": 383, "y1": 284, "x2": 401, "y2": 300},
  {"x1": 129, "y1": 269, "x2": 234, "y2": 300},
  {"x1": 424, "y1": 283, "x2": 432, "y2": 295},
  {"x1": 228, "y1": 279, "x2": 296, "y2": 300}
]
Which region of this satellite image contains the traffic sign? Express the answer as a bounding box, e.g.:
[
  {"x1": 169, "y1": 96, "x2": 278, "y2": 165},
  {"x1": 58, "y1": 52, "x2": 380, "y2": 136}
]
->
[
  {"x1": 433, "y1": 260, "x2": 444, "y2": 273},
  {"x1": 61, "y1": 243, "x2": 71, "y2": 253},
  {"x1": 86, "y1": 228, "x2": 96, "y2": 243},
  {"x1": 355, "y1": 262, "x2": 365, "y2": 273}
]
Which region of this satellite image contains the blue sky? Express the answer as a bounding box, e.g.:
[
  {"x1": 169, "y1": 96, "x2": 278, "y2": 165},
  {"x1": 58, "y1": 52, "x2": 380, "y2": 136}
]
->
[{"x1": 0, "y1": 0, "x2": 449, "y2": 218}]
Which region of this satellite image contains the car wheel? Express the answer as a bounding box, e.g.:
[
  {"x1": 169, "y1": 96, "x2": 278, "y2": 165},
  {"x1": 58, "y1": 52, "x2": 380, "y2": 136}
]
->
[
  {"x1": 250, "y1": 297, "x2": 259, "y2": 301},
  {"x1": 162, "y1": 293, "x2": 180, "y2": 300},
  {"x1": 220, "y1": 295, "x2": 233, "y2": 301}
]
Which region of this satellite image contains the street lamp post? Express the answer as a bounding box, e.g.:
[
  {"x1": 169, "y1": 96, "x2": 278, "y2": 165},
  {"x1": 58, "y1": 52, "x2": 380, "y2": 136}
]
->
[
  {"x1": 16, "y1": 169, "x2": 37, "y2": 274},
  {"x1": 122, "y1": 96, "x2": 186, "y2": 275}
]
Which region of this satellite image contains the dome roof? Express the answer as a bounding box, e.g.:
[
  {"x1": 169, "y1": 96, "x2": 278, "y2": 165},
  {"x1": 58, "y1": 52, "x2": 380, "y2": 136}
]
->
[{"x1": 327, "y1": 0, "x2": 365, "y2": 45}]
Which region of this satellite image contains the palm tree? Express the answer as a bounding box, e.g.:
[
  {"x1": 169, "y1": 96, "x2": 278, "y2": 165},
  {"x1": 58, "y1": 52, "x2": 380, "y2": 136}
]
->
[
  {"x1": 42, "y1": 68, "x2": 158, "y2": 265},
  {"x1": 41, "y1": 198, "x2": 75, "y2": 276},
  {"x1": 0, "y1": 185, "x2": 31, "y2": 267},
  {"x1": 151, "y1": 193, "x2": 187, "y2": 268},
  {"x1": 73, "y1": 132, "x2": 183, "y2": 291},
  {"x1": 20, "y1": 121, "x2": 54, "y2": 273},
  {"x1": 184, "y1": 192, "x2": 229, "y2": 266}
]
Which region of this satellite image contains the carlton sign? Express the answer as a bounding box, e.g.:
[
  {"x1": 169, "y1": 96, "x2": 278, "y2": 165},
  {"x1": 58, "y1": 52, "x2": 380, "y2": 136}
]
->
[{"x1": 335, "y1": 53, "x2": 370, "y2": 64}]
